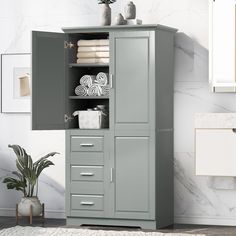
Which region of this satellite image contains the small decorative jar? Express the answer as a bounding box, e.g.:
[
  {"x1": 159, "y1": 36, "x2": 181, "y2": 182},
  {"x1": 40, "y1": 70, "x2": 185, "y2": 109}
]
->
[
  {"x1": 114, "y1": 13, "x2": 127, "y2": 25},
  {"x1": 124, "y1": 1, "x2": 136, "y2": 19}
]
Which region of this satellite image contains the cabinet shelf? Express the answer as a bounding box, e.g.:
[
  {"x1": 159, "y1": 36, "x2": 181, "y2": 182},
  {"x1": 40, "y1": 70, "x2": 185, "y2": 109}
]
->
[
  {"x1": 69, "y1": 63, "x2": 109, "y2": 68},
  {"x1": 69, "y1": 96, "x2": 109, "y2": 99}
]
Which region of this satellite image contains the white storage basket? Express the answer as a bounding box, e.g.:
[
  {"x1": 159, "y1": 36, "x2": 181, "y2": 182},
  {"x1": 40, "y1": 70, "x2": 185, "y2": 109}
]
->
[{"x1": 73, "y1": 110, "x2": 108, "y2": 129}]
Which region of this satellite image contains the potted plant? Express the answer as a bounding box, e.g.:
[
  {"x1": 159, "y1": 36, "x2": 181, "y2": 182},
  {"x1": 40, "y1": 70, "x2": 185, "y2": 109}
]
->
[
  {"x1": 3, "y1": 145, "x2": 59, "y2": 217},
  {"x1": 98, "y1": 0, "x2": 116, "y2": 26}
]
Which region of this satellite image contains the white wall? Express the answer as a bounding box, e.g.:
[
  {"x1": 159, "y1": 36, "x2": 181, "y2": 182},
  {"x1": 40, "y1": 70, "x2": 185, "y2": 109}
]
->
[{"x1": 1, "y1": 0, "x2": 236, "y2": 225}]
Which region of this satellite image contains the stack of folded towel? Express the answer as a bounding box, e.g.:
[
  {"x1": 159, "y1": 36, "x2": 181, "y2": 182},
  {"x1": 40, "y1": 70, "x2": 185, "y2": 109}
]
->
[
  {"x1": 75, "y1": 72, "x2": 109, "y2": 97},
  {"x1": 77, "y1": 39, "x2": 109, "y2": 64}
]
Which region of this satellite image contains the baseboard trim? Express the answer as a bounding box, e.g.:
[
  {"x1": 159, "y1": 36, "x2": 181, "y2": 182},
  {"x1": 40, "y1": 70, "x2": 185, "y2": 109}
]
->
[
  {"x1": 0, "y1": 208, "x2": 65, "y2": 219},
  {"x1": 175, "y1": 215, "x2": 236, "y2": 226}
]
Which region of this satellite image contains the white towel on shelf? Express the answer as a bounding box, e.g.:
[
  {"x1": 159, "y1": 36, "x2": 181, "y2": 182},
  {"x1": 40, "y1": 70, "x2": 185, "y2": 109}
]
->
[
  {"x1": 80, "y1": 75, "x2": 95, "y2": 88},
  {"x1": 101, "y1": 85, "x2": 110, "y2": 96},
  {"x1": 77, "y1": 39, "x2": 109, "y2": 47},
  {"x1": 77, "y1": 58, "x2": 109, "y2": 64},
  {"x1": 95, "y1": 72, "x2": 108, "y2": 86},
  {"x1": 75, "y1": 85, "x2": 88, "y2": 96},
  {"x1": 87, "y1": 84, "x2": 102, "y2": 96},
  {"x1": 78, "y1": 46, "x2": 109, "y2": 52},
  {"x1": 77, "y1": 51, "x2": 110, "y2": 58}
]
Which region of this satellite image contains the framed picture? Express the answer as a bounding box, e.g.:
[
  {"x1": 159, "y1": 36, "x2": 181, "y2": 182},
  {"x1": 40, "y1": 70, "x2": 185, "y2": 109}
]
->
[{"x1": 1, "y1": 53, "x2": 31, "y2": 113}]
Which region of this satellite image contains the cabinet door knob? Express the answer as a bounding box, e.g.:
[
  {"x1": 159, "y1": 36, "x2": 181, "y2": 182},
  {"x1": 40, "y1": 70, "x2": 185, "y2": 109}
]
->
[{"x1": 232, "y1": 128, "x2": 236, "y2": 133}]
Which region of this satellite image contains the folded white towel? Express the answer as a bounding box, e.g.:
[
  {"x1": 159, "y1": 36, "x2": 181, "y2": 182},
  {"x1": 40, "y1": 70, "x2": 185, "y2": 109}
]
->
[
  {"x1": 75, "y1": 85, "x2": 88, "y2": 96},
  {"x1": 80, "y1": 75, "x2": 95, "y2": 87},
  {"x1": 78, "y1": 46, "x2": 109, "y2": 52},
  {"x1": 95, "y1": 72, "x2": 109, "y2": 86},
  {"x1": 77, "y1": 39, "x2": 109, "y2": 47},
  {"x1": 77, "y1": 51, "x2": 109, "y2": 58},
  {"x1": 87, "y1": 84, "x2": 102, "y2": 96},
  {"x1": 77, "y1": 58, "x2": 109, "y2": 64}
]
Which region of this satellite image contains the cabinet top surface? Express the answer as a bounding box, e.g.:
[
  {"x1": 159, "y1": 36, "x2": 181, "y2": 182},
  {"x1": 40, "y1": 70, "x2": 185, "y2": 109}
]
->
[{"x1": 62, "y1": 24, "x2": 177, "y2": 33}]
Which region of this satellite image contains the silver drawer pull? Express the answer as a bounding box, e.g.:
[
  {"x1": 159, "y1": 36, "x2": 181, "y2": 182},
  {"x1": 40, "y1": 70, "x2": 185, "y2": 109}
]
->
[
  {"x1": 80, "y1": 201, "x2": 94, "y2": 206},
  {"x1": 80, "y1": 143, "x2": 94, "y2": 147},
  {"x1": 80, "y1": 172, "x2": 94, "y2": 176}
]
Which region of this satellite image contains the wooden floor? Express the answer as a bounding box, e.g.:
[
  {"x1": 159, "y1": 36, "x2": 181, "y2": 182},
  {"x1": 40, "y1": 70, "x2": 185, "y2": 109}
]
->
[{"x1": 1, "y1": 216, "x2": 236, "y2": 235}]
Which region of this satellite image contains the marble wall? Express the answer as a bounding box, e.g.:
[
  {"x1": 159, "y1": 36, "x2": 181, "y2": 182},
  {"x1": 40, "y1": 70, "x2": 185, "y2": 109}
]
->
[{"x1": 0, "y1": 0, "x2": 236, "y2": 224}]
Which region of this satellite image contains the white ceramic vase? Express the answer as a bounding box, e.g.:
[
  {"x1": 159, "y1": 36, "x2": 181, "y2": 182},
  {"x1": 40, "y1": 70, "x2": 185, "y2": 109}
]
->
[
  {"x1": 100, "y1": 3, "x2": 111, "y2": 26},
  {"x1": 18, "y1": 197, "x2": 42, "y2": 216}
]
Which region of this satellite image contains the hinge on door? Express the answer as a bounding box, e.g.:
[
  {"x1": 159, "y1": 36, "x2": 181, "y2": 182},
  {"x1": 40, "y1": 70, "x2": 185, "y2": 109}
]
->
[
  {"x1": 64, "y1": 114, "x2": 74, "y2": 123},
  {"x1": 64, "y1": 41, "x2": 74, "y2": 49}
]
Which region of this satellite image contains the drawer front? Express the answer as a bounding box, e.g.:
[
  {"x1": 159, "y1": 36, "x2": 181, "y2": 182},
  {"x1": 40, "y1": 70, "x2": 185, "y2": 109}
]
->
[
  {"x1": 71, "y1": 136, "x2": 103, "y2": 152},
  {"x1": 196, "y1": 129, "x2": 236, "y2": 176},
  {"x1": 71, "y1": 166, "x2": 104, "y2": 181},
  {"x1": 70, "y1": 152, "x2": 104, "y2": 165},
  {"x1": 71, "y1": 195, "x2": 104, "y2": 211},
  {"x1": 70, "y1": 182, "x2": 104, "y2": 195}
]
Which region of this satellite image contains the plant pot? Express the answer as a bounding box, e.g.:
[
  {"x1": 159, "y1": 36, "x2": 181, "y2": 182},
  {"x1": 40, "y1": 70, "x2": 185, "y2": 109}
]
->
[
  {"x1": 18, "y1": 197, "x2": 42, "y2": 216},
  {"x1": 100, "y1": 3, "x2": 111, "y2": 26}
]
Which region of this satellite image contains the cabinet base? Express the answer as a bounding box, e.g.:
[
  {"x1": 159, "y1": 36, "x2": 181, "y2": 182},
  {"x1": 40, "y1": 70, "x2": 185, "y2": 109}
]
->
[{"x1": 67, "y1": 217, "x2": 157, "y2": 230}]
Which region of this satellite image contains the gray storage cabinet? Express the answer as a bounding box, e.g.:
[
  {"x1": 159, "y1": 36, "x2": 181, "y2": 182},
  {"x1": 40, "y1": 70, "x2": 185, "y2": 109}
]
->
[{"x1": 32, "y1": 25, "x2": 177, "y2": 229}]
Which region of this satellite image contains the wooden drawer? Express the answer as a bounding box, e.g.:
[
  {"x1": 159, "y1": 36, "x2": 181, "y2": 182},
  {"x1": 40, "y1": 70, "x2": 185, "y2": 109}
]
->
[
  {"x1": 196, "y1": 129, "x2": 236, "y2": 176},
  {"x1": 71, "y1": 166, "x2": 104, "y2": 182},
  {"x1": 71, "y1": 195, "x2": 104, "y2": 211},
  {"x1": 71, "y1": 136, "x2": 103, "y2": 152},
  {"x1": 70, "y1": 182, "x2": 104, "y2": 195}
]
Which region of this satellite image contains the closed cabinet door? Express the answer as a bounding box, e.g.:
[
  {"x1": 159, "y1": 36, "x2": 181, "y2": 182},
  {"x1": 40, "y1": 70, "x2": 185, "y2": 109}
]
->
[
  {"x1": 210, "y1": 0, "x2": 236, "y2": 90},
  {"x1": 110, "y1": 31, "x2": 155, "y2": 130},
  {"x1": 109, "y1": 131, "x2": 155, "y2": 220}
]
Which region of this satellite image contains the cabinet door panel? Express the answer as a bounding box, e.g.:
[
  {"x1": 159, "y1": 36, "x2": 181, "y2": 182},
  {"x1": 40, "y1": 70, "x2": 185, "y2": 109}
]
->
[
  {"x1": 112, "y1": 135, "x2": 154, "y2": 219},
  {"x1": 110, "y1": 31, "x2": 154, "y2": 129},
  {"x1": 32, "y1": 31, "x2": 66, "y2": 130}
]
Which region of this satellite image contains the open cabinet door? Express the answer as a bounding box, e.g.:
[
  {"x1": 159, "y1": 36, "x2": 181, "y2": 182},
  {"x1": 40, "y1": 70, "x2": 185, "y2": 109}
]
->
[{"x1": 32, "y1": 31, "x2": 66, "y2": 130}]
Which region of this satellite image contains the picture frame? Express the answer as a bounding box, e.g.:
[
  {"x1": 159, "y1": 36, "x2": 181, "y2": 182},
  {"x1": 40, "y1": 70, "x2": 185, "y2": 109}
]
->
[{"x1": 1, "y1": 53, "x2": 31, "y2": 113}]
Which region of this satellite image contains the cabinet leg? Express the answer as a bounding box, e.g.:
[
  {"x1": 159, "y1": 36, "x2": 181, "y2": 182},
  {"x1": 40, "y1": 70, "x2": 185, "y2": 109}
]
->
[
  {"x1": 16, "y1": 204, "x2": 19, "y2": 225},
  {"x1": 29, "y1": 205, "x2": 33, "y2": 225},
  {"x1": 42, "y1": 203, "x2": 45, "y2": 225}
]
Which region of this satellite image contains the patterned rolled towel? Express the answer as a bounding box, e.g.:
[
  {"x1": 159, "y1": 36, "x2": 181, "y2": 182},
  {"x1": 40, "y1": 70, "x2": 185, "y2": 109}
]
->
[
  {"x1": 75, "y1": 85, "x2": 88, "y2": 96},
  {"x1": 101, "y1": 85, "x2": 110, "y2": 96},
  {"x1": 88, "y1": 84, "x2": 102, "y2": 96},
  {"x1": 80, "y1": 75, "x2": 95, "y2": 88},
  {"x1": 95, "y1": 72, "x2": 108, "y2": 86}
]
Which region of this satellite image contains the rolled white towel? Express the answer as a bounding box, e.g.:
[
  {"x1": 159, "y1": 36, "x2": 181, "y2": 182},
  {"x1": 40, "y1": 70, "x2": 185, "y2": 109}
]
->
[
  {"x1": 75, "y1": 85, "x2": 88, "y2": 96},
  {"x1": 80, "y1": 75, "x2": 95, "y2": 88},
  {"x1": 87, "y1": 84, "x2": 102, "y2": 96},
  {"x1": 101, "y1": 85, "x2": 110, "y2": 96},
  {"x1": 95, "y1": 72, "x2": 108, "y2": 86}
]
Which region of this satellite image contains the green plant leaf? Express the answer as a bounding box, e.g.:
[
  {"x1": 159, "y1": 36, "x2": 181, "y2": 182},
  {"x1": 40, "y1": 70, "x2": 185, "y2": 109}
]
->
[{"x1": 6, "y1": 144, "x2": 59, "y2": 197}]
